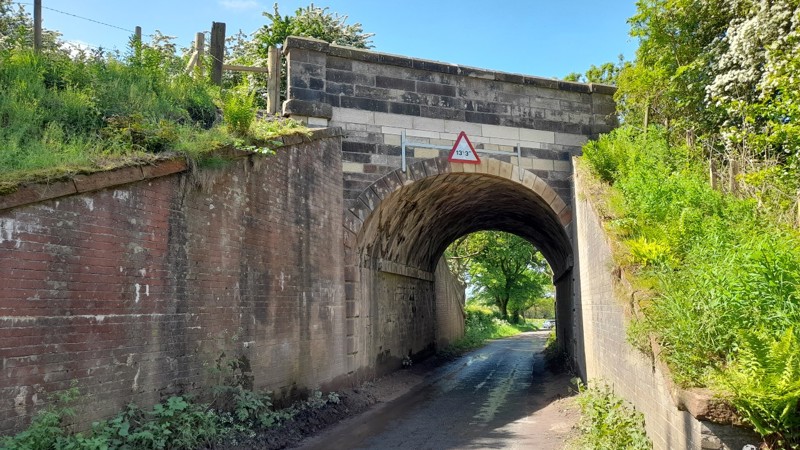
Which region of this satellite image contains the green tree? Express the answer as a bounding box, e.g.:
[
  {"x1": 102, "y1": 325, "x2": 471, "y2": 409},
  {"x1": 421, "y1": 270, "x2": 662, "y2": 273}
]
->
[
  {"x1": 252, "y1": 3, "x2": 373, "y2": 57},
  {"x1": 564, "y1": 56, "x2": 626, "y2": 85},
  {"x1": 447, "y1": 231, "x2": 552, "y2": 322},
  {"x1": 0, "y1": 0, "x2": 60, "y2": 51}
]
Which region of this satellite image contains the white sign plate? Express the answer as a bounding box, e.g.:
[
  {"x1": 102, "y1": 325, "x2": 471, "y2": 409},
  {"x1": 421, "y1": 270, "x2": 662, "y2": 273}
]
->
[{"x1": 448, "y1": 131, "x2": 481, "y2": 164}]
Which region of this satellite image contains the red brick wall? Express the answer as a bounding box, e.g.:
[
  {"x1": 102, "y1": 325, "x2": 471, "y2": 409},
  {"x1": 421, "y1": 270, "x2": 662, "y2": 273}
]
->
[{"x1": 0, "y1": 136, "x2": 345, "y2": 434}]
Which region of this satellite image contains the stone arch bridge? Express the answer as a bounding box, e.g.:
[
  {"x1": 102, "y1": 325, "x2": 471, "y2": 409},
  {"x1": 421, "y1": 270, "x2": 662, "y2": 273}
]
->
[
  {"x1": 280, "y1": 36, "x2": 616, "y2": 378},
  {"x1": 1, "y1": 36, "x2": 751, "y2": 449}
]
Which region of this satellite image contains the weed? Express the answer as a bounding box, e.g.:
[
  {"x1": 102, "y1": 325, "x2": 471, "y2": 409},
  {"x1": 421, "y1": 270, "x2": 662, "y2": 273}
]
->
[{"x1": 574, "y1": 381, "x2": 652, "y2": 450}]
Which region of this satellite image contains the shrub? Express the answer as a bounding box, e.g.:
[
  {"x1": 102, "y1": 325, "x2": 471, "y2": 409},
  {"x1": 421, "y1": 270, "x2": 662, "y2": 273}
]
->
[
  {"x1": 582, "y1": 125, "x2": 800, "y2": 443},
  {"x1": 575, "y1": 382, "x2": 652, "y2": 450}
]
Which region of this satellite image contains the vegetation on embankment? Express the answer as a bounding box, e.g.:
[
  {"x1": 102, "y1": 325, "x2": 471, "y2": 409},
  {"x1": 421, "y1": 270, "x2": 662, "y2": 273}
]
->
[
  {"x1": 571, "y1": 1, "x2": 800, "y2": 447},
  {"x1": 582, "y1": 127, "x2": 800, "y2": 447},
  {"x1": 439, "y1": 304, "x2": 543, "y2": 357},
  {"x1": 0, "y1": 45, "x2": 308, "y2": 194}
]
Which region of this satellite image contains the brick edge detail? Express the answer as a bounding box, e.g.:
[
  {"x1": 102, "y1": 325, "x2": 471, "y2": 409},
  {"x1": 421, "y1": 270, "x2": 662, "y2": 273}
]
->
[{"x1": 0, "y1": 127, "x2": 345, "y2": 212}]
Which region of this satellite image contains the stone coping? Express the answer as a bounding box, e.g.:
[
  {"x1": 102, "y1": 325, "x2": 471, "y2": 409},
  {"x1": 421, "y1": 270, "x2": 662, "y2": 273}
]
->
[
  {"x1": 0, "y1": 127, "x2": 344, "y2": 212},
  {"x1": 283, "y1": 36, "x2": 617, "y2": 96}
]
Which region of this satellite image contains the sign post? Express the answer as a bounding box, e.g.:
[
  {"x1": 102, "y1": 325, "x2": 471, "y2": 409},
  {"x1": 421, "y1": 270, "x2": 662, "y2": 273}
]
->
[{"x1": 448, "y1": 131, "x2": 481, "y2": 164}]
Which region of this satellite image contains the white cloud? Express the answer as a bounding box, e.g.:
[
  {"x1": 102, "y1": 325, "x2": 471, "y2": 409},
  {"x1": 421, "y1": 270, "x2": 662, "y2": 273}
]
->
[{"x1": 219, "y1": 0, "x2": 260, "y2": 11}]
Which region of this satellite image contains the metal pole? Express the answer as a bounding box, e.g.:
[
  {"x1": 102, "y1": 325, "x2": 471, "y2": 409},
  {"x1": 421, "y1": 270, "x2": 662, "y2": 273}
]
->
[
  {"x1": 517, "y1": 143, "x2": 522, "y2": 180},
  {"x1": 33, "y1": 0, "x2": 42, "y2": 52},
  {"x1": 401, "y1": 129, "x2": 407, "y2": 173}
]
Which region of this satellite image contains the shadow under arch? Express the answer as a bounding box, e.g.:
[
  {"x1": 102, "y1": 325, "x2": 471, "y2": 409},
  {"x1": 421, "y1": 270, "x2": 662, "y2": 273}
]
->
[{"x1": 341, "y1": 156, "x2": 579, "y2": 376}]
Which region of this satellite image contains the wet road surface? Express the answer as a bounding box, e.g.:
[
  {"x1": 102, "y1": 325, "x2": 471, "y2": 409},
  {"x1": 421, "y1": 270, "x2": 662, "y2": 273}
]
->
[{"x1": 299, "y1": 331, "x2": 577, "y2": 450}]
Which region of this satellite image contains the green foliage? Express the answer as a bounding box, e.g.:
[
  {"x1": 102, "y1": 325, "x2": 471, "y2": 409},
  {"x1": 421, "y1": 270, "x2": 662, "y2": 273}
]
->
[
  {"x1": 221, "y1": 85, "x2": 256, "y2": 136},
  {"x1": 583, "y1": 125, "x2": 800, "y2": 444},
  {"x1": 715, "y1": 328, "x2": 800, "y2": 448},
  {"x1": 564, "y1": 56, "x2": 626, "y2": 85},
  {"x1": 439, "y1": 304, "x2": 539, "y2": 357},
  {"x1": 446, "y1": 231, "x2": 553, "y2": 322},
  {"x1": 0, "y1": 387, "x2": 80, "y2": 450},
  {"x1": 574, "y1": 382, "x2": 652, "y2": 450},
  {"x1": 253, "y1": 2, "x2": 374, "y2": 53}
]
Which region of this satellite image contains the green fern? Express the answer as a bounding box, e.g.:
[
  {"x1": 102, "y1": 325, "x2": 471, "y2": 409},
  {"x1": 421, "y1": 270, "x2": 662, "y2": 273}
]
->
[{"x1": 717, "y1": 328, "x2": 800, "y2": 448}]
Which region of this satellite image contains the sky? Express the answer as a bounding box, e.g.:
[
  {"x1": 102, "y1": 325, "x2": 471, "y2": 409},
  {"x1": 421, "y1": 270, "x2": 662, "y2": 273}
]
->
[{"x1": 28, "y1": 0, "x2": 640, "y2": 79}]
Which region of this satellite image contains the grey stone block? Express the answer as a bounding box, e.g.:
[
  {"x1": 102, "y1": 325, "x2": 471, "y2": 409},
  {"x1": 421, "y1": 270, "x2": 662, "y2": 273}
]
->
[
  {"x1": 419, "y1": 106, "x2": 465, "y2": 121},
  {"x1": 328, "y1": 56, "x2": 353, "y2": 71},
  {"x1": 326, "y1": 82, "x2": 355, "y2": 96},
  {"x1": 389, "y1": 102, "x2": 421, "y2": 116},
  {"x1": 417, "y1": 81, "x2": 456, "y2": 97},
  {"x1": 465, "y1": 111, "x2": 500, "y2": 125},
  {"x1": 340, "y1": 97, "x2": 389, "y2": 113},
  {"x1": 376, "y1": 75, "x2": 416, "y2": 92},
  {"x1": 282, "y1": 99, "x2": 333, "y2": 119}
]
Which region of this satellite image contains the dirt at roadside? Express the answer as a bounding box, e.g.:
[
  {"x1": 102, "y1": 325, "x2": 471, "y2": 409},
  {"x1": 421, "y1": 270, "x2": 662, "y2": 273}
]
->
[{"x1": 211, "y1": 356, "x2": 452, "y2": 450}]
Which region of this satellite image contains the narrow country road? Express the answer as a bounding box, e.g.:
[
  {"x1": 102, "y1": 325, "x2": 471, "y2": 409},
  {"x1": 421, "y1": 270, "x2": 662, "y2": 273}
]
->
[{"x1": 298, "y1": 331, "x2": 578, "y2": 450}]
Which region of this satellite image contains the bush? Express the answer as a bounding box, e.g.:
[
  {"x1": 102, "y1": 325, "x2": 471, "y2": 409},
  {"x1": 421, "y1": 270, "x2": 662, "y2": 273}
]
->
[
  {"x1": 582, "y1": 125, "x2": 800, "y2": 444},
  {"x1": 575, "y1": 382, "x2": 652, "y2": 450}
]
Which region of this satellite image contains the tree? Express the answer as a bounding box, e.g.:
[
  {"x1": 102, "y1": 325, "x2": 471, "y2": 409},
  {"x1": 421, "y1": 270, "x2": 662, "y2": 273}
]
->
[
  {"x1": 0, "y1": 0, "x2": 60, "y2": 52},
  {"x1": 564, "y1": 56, "x2": 626, "y2": 85},
  {"x1": 447, "y1": 231, "x2": 552, "y2": 322},
  {"x1": 252, "y1": 3, "x2": 374, "y2": 57}
]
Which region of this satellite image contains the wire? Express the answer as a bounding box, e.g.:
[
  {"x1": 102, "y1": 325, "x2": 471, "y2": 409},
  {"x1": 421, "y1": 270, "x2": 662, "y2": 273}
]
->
[{"x1": 11, "y1": 2, "x2": 136, "y2": 34}]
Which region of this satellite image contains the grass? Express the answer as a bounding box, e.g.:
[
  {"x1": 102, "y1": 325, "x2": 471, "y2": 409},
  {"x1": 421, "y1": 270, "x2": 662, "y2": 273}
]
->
[
  {"x1": 581, "y1": 125, "x2": 800, "y2": 446},
  {"x1": 0, "y1": 45, "x2": 309, "y2": 194},
  {"x1": 439, "y1": 303, "x2": 543, "y2": 357}
]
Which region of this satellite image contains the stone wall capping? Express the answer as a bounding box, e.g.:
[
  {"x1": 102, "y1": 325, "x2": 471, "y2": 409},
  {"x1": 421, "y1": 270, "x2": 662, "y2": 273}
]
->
[
  {"x1": 283, "y1": 36, "x2": 615, "y2": 95},
  {"x1": 282, "y1": 99, "x2": 333, "y2": 119},
  {"x1": 589, "y1": 83, "x2": 617, "y2": 95}
]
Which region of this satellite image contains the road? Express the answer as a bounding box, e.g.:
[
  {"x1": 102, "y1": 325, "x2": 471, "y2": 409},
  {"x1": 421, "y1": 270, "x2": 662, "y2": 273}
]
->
[{"x1": 298, "y1": 331, "x2": 578, "y2": 450}]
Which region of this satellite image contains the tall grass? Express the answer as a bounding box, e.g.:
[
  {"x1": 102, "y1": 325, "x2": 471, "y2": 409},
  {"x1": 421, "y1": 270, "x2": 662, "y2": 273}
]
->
[
  {"x1": 439, "y1": 304, "x2": 539, "y2": 357},
  {"x1": 0, "y1": 41, "x2": 306, "y2": 192},
  {"x1": 583, "y1": 125, "x2": 800, "y2": 445}
]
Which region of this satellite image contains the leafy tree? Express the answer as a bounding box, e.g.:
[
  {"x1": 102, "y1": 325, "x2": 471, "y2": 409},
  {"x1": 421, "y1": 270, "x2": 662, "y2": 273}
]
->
[
  {"x1": 252, "y1": 3, "x2": 374, "y2": 57},
  {"x1": 564, "y1": 56, "x2": 626, "y2": 85},
  {"x1": 447, "y1": 231, "x2": 552, "y2": 322},
  {"x1": 617, "y1": 0, "x2": 737, "y2": 137},
  {"x1": 0, "y1": 0, "x2": 61, "y2": 52}
]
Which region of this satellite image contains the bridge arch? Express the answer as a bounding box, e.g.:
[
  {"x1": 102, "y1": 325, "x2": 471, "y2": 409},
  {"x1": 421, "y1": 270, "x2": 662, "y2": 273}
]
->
[
  {"x1": 341, "y1": 156, "x2": 578, "y2": 376},
  {"x1": 347, "y1": 157, "x2": 573, "y2": 278}
]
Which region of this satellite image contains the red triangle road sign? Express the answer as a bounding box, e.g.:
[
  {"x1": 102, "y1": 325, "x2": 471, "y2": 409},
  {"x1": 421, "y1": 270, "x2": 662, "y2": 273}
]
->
[{"x1": 448, "y1": 131, "x2": 481, "y2": 164}]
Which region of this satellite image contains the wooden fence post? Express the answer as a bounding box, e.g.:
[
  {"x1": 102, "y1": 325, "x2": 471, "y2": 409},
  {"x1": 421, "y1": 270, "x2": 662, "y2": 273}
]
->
[
  {"x1": 210, "y1": 22, "x2": 226, "y2": 86},
  {"x1": 709, "y1": 159, "x2": 719, "y2": 190},
  {"x1": 267, "y1": 46, "x2": 281, "y2": 115},
  {"x1": 728, "y1": 159, "x2": 739, "y2": 194},
  {"x1": 194, "y1": 32, "x2": 205, "y2": 77},
  {"x1": 796, "y1": 191, "x2": 800, "y2": 228},
  {"x1": 33, "y1": 0, "x2": 42, "y2": 52}
]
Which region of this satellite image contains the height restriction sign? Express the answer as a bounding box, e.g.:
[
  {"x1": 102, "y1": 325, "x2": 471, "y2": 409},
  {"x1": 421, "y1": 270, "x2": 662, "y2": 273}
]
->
[{"x1": 448, "y1": 131, "x2": 481, "y2": 164}]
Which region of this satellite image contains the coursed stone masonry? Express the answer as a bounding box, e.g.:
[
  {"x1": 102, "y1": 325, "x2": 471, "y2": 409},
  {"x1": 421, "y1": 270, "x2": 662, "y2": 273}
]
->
[{"x1": 281, "y1": 36, "x2": 616, "y2": 208}]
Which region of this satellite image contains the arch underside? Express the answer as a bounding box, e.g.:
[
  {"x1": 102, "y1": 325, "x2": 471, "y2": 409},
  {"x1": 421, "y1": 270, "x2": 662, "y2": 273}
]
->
[{"x1": 355, "y1": 164, "x2": 573, "y2": 279}]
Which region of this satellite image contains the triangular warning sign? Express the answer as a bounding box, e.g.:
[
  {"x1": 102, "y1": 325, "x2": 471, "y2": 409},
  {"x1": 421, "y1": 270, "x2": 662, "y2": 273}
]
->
[{"x1": 448, "y1": 131, "x2": 481, "y2": 164}]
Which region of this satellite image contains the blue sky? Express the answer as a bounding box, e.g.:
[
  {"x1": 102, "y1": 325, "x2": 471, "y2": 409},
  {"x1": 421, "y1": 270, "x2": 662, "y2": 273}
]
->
[{"x1": 33, "y1": 0, "x2": 639, "y2": 79}]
